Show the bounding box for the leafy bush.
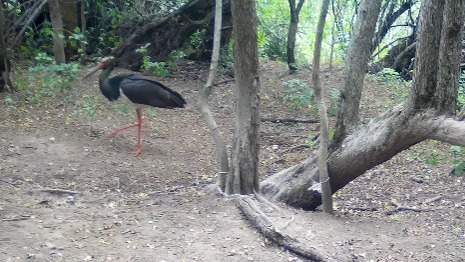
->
[450,146,465,177]
[15,53,81,104]
[283,79,314,110]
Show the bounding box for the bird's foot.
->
[108,123,138,138]
[135,144,143,157]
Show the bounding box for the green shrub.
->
[15,53,81,104]
[283,79,314,111]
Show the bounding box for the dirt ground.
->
[1,61,464,261]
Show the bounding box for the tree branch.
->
[429,117,465,147]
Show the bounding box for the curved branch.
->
[428,117,465,147]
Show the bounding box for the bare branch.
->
[429,117,465,147]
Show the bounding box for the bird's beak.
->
[82,64,102,80]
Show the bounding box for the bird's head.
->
[83,56,114,79]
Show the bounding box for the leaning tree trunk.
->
[332,0,382,146]
[287,0,305,72]
[226,0,260,195]
[261,0,465,210]
[48,0,66,64]
[113,0,231,70]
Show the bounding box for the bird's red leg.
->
[135,107,143,157]
[107,123,139,138]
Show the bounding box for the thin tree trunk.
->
[48,0,66,64]
[80,0,86,33]
[0,1,11,92]
[329,1,336,71]
[199,0,229,191]
[332,0,382,146]
[226,0,260,195]
[312,0,332,213]
[287,0,305,72]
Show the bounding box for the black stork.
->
[84,57,186,157]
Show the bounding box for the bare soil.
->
[0,61,464,261]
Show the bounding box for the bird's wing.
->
[120,75,186,108]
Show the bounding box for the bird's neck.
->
[99,66,113,88]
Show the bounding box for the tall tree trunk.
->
[199,0,229,191]
[329,0,336,71]
[287,0,305,72]
[0,1,11,92]
[312,0,332,213]
[332,0,382,146]
[60,0,79,59]
[226,0,260,195]
[48,0,66,64]
[80,0,86,33]
[261,0,465,210]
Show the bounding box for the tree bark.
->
[409,0,445,112]
[332,0,382,146]
[434,0,465,115]
[113,0,232,70]
[287,0,305,72]
[199,0,229,191]
[312,0,332,213]
[60,0,79,59]
[48,0,66,64]
[261,0,465,210]
[0,1,11,92]
[226,0,260,195]
[80,0,86,33]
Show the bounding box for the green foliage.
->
[283,79,314,110]
[257,0,290,61]
[15,54,81,104]
[424,149,440,166]
[68,28,88,57]
[136,44,186,77]
[329,89,340,117]
[190,29,207,50]
[369,68,410,104]
[450,146,465,177]
[458,72,465,111]
[452,162,465,177]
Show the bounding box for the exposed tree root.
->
[36,188,81,195]
[261,117,319,124]
[236,196,337,262]
[385,199,434,215]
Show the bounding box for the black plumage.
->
[100,73,186,108]
[84,58,186,157]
